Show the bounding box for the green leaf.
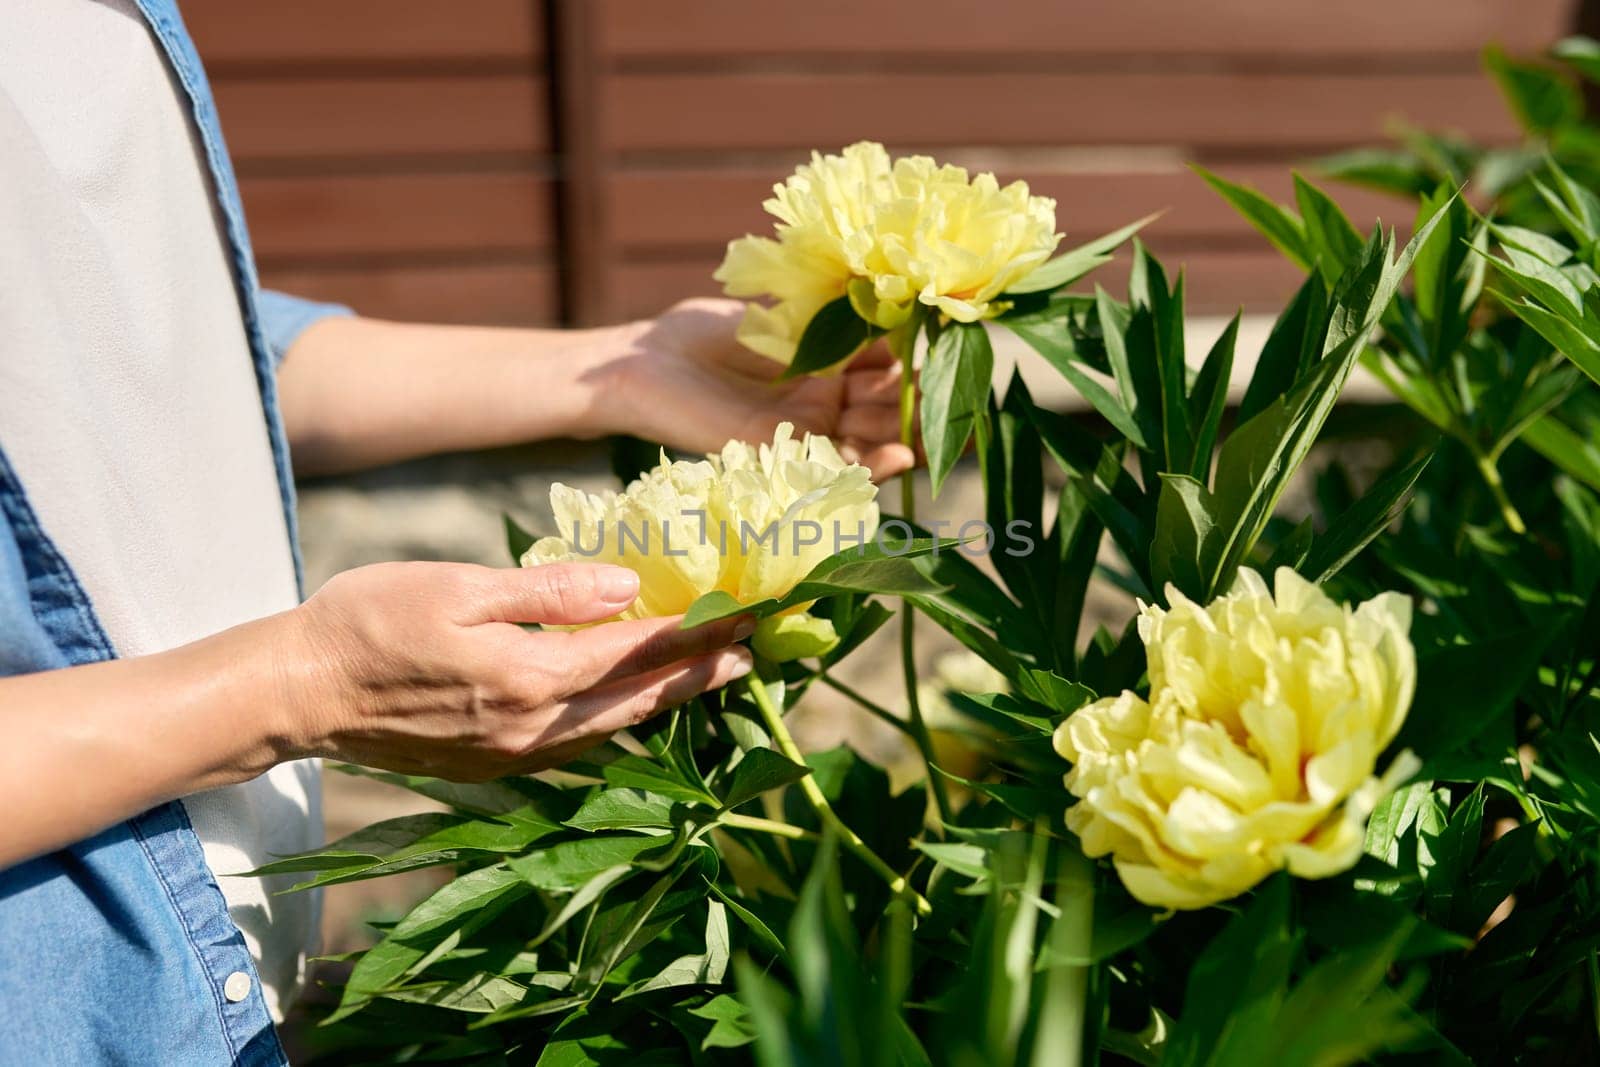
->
[1002,315,1147,448]
[1317,147,1436,199]
[1164,876,1294,1067]
[332,764,567,819]
[1484,44,1582,132]
[529,864,633,948]
[600,754,718,806]
[689,993,759,1050]
[1206,199,1452,595]
[1187,314,1238,481]
[504,512,537,563]
[384,973,529,1014]
[247,812,553,890]
[1267,924,1430,1063]
[396,863,531,942]
[1192,165,1310,269]
[1294,172,1365,284]
[1419,784,1485,922]
[1005,213,1159,295]
[1150,265,1195,472]
[1459,821,1542,931]
[1554,35,1600,84]
[1410,183,1477,361]
[1538,157,1600,244]
[782,295,875,378]
[1238,275,1326,424]
[922,321,995,496]
[1395,626,1557,758]
[680,538,955,629]
[1365,779,1434,871]
[1300,451,1432,582]
[564,788,676,832]
[820,595,894,668]
[510,835,673,892]
[1012,669,1095,717]
[1502,298,1600,386]
[330,864,531,1023]
[706,881,789,964]
[950,691,1056,735]
[616,900,729,998]
[717,747,812,810]
[914,841,991,883]
[679,590,750,630]
[1150,473,1217,598]
[936,767,1059,822]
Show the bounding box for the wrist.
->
[559,319,652,441]
[258,604,341,763]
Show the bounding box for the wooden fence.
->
[183,0,1579,328]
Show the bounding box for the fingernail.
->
[732,616,757,641]
[598,568,639,604]
[727,652,754,679]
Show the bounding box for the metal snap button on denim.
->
[223,972,251,1003]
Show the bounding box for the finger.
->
[528,647,755,762]
[845,341,896,370]
[852,442,917,481]
[462,563,641,626]
[836,406,903,446]
[844,363,904,405]
[547,612,756,692]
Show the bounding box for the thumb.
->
[463,563,640,626]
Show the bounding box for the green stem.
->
[719,811,817,842]
[819,673,916,738]
[889,321,954,826]
[1051,849,1096,1067]
[743,673,932,916]
[1472,448,1527,535]
[1589,952,1600,1048]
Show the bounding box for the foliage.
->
[268,42,1600,1066]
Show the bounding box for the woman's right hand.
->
[274,561,753,780]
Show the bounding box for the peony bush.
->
[263,44,1600,1067]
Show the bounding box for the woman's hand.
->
[277,300,917,479]
[0,560,749,867]
[606,298,917,481]
[277,561,753,780]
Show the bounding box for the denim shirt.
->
[0,2,351,1062]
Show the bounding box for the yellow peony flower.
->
[523,424,879,633]
[714,141,1062,364]
[1054,568,1418,910]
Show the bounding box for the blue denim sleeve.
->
[0,518,66,677]
[255,289,355,367]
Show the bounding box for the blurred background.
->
[176,0,1588,952]
[186,0,1585,324]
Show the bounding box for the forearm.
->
[0,614,299,868]
[276,316,645,476]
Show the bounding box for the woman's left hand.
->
[604,298,917,481]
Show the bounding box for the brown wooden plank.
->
[599,0,1574,59]
[548,0,614,325]
[241,173,555,260]
[606,247,1304,322]
[213,76,550,163]
[183,0,545,68]
[607,162,1411,250]
[603,71,1519,153]
[262,263,559,325]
